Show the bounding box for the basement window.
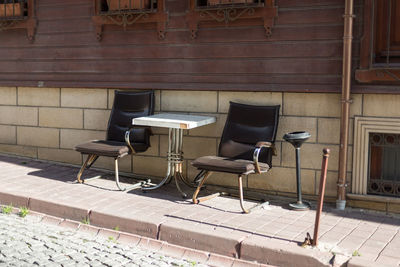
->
[368,133,400,197]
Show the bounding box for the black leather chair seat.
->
[192,155,270,174]
[75,140,130,157]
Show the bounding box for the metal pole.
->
[313,148,330,247]
[337,0,354,208]
[295,147,302,204]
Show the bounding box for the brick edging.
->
[0,194,361,267]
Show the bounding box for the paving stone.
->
[0,213,209,267]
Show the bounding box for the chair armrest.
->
[125,126,153,153]
[124,128,135,153]
[253,141,277,174]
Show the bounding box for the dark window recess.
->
[186,0,277,39]
[356,0,400,83]
[0,0,36,41]
[92,0,168,40]
[368,133,400,197]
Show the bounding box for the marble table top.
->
[132,113,216,129]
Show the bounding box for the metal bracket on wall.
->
[186,0,277,39]
[92,0,168,41]
[0,0,37,42]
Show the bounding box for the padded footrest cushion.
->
[192,156,270,174]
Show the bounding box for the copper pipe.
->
[337,0,354,204]
[313,148,330,247]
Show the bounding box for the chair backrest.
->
[218,102,280,167]
[106,90,154,146]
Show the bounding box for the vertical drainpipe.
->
[337,0,354,210]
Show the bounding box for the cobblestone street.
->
[0,212,208,267]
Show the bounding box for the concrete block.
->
[318,118,342,145]
[39,107,83,129]
[282,143,339,171]
[60,129,105,149]
[132,156,168,178]
[363,94,400,117]
[188,113,226,138]
[160,135,217,160]
[0,106,38,126]
[218,91,282,113]
[84,109,110,130]
[159,221,243,258]
[248,167,315,195]
[18,87,60,107]
[38,148,82,165]
[92,155,132,173]
[0,87,16,105]
[61,88,107,109]
[240,235,333,267]
[388,203,400,214]
[347,199,387,212]
[315,170,338,197]
[161,90,218,112]
[17,126,59,148]
[284,93,341,117]
[278,116,317,142]
[0,125,16,144]
[90,211,159,238]
[29,198,89,222]
[0,144,37,158]
[0,191,29,207]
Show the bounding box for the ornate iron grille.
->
[195,0,264,9]
[368,132,400,197]
[0,0,27,21]
[187,0,276,38]
[93,0,167,40]
[99,0,157,15]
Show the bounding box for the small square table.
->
[132,113,216,197]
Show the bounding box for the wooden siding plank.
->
[0,0,379,92]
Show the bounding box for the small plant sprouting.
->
[81,217,90,225]
[18,206,29,218]
[352,250,361,257]
[190,261,197,266]
[108,236,116,243]
[113,226,120,231]
[1,205,13,214]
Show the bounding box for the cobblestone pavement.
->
[0,212,208,267]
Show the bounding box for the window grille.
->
[356,0,400,83]
[186,0,277,39]
[0,0,36,41]
[92,0,168,40]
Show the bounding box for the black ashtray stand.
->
[283,131,311,211]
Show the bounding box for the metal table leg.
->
[141,128,192,198]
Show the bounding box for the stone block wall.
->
[0,86,393,202]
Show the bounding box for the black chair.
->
[191,102,280,213]
[74,90,154,191]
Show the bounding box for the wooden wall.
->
[0,0,372,92]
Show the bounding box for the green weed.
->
[18,206,29,218]
[352,250,361,257]
[1,205,13,214]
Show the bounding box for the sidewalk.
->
[0,154,399,267]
